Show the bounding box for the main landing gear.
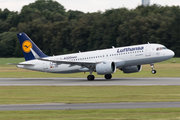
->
[150,63,156,74]
[105,74,112,79]
[87,75,95,81]
[87,74,112,81]
[87,68,113,81]
[87,69,95,81]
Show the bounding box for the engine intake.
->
[96,61,116,75]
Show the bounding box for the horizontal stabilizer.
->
[7,63,35,66]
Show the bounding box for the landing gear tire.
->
[105,74,112,79]
[87,75,95,81]
[150,63,156,74]
[151,70,156,74]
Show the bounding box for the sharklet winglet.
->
[30,48,41,59]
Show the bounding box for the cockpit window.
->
[156,47,167,51]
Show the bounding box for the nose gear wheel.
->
[150,63,156,74]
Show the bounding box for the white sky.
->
[0,0,180,13]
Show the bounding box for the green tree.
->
[0,32,17,57]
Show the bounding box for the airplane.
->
[14,33,174,81]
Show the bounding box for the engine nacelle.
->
[96,61,116,75]
[121,65,142,73]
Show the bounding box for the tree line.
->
[0,0,180,57]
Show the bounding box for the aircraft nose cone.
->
[169,50,175,58]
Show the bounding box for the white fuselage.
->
[17,43,174,74]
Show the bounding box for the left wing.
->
[30,48,100,68]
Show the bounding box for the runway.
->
[1,102,180,111]
[0,78,180,111]
[0,77,179,86]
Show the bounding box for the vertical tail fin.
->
[17,33,48,61]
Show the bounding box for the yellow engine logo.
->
[22,40,32,53]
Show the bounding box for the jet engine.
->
[96,61,116,75]
[121,65,142,73]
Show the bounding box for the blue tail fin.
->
[17,33,48,61]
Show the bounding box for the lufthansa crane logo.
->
[22,40,32,53]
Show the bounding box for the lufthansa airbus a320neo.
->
[14,33,174,80]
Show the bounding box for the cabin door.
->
[145,44,151,56]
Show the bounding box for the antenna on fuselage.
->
[148,42,150,44]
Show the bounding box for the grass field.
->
[1,86,180,119]
[1,108,180,120]
[1,85,180,119]
[0,57,180,78]
[1,86,180,104]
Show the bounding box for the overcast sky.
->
[0,0,180,13]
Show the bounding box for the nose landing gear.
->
[150,63,156,74]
